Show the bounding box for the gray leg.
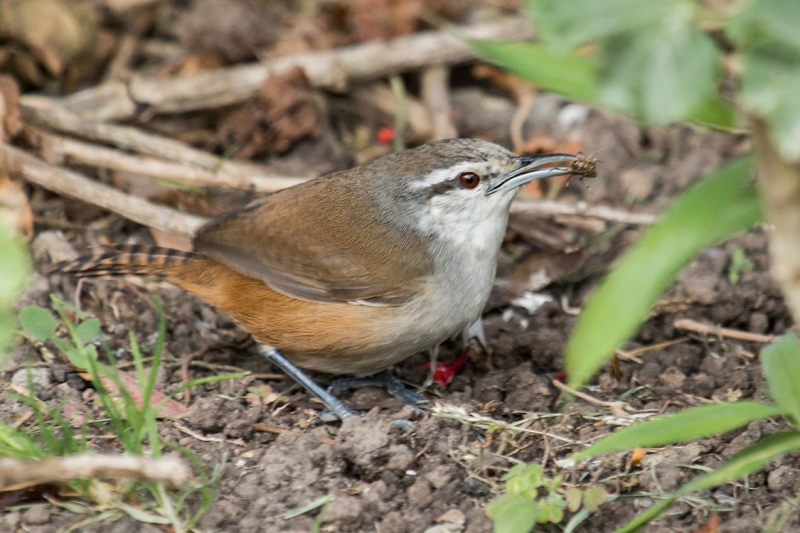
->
[328,369,428,407]
[257,345,360,420]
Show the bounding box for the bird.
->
[54,138,589,420]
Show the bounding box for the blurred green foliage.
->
[471,0,800,531]
[0,223,30,360]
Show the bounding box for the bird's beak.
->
[486,154,579,195]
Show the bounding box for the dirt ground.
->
[2,2,800,532]
[4,102,799,533]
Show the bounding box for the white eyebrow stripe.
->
[408,163,481,190]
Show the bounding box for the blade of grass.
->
[565,157,762,390]
[281,494,335,520]
[570,401,783,461]
[613,432,800,533]
[469,40,598,101]
[154,373,249,414]
[761,334,800,426]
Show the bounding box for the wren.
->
[56,139,587,420]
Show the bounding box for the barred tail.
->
[52,244,198,279]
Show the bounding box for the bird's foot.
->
[328,369,428,408]
[257,344,361,421]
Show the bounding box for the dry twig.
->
[173,422,245,446]
[511,199,657,225]
[32,130,304,192]
[22,104,307,191]
[2,142,206,237]
[0,454,192,490]
[616,337,690,363]
[420,67,457,141]
[552,380,631,418]
[48,17,531,120]
[673,318,776,343]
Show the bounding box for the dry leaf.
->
[0,75,22,141]
[156,53,225,79]
[350,0,424,42]
[348,0,466,42]
[0,0,101,85]
[0,75,31,238]
[473,64,534,104]
[630,447,646,467]
[78,370,193,419]
[246,384,280,405]
[212,66,322,159]
[690,514,720,533]
[175,0,281,63]
[0,158,33,238]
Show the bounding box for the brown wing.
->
[193,174,434,305]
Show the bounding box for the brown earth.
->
[3,101,799,533]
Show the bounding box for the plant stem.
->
[753,118,800,322]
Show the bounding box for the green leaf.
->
[739,41,800,161]
[502,463,528,481]
[728,247,754,284]
[523,463,544,489]
[565,157,762,390]
[492,496,539,533]
[487,493,523,520]
[537,503,563,524]
[66,344,98,370]
[688,94,738,130]
[468,41,597,101]
[76,318,101,344]
[581,487,607,512]
[571,401,781,462]
[612,432,800,533]
[527,0,675,53]
[729,0,800,160]
[507,476,528,494]
[599,15,718,123]
[0,229,30,306]
[19,306,59,342]
[682,432,800,494]
[761,334,800,426]
[528,0,720,123]
[727,0,800,51]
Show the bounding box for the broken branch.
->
[2,143,205,237]
[50,17,532,120]
[511,199,657,225]
[21,103,308,191]
[0,453,192,490]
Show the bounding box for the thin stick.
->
[0,454,192,490]
[22,104,308,191]
[673,318,776,343]
[173,422,245,446]
[511,199,657,225]
[50,17,532,120]
[420,66,457,141]
[552,380,631,418]
[2,143,205,237]
[33,129,304,192]
[616,337,690,363]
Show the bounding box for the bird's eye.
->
[458,172,481,189]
